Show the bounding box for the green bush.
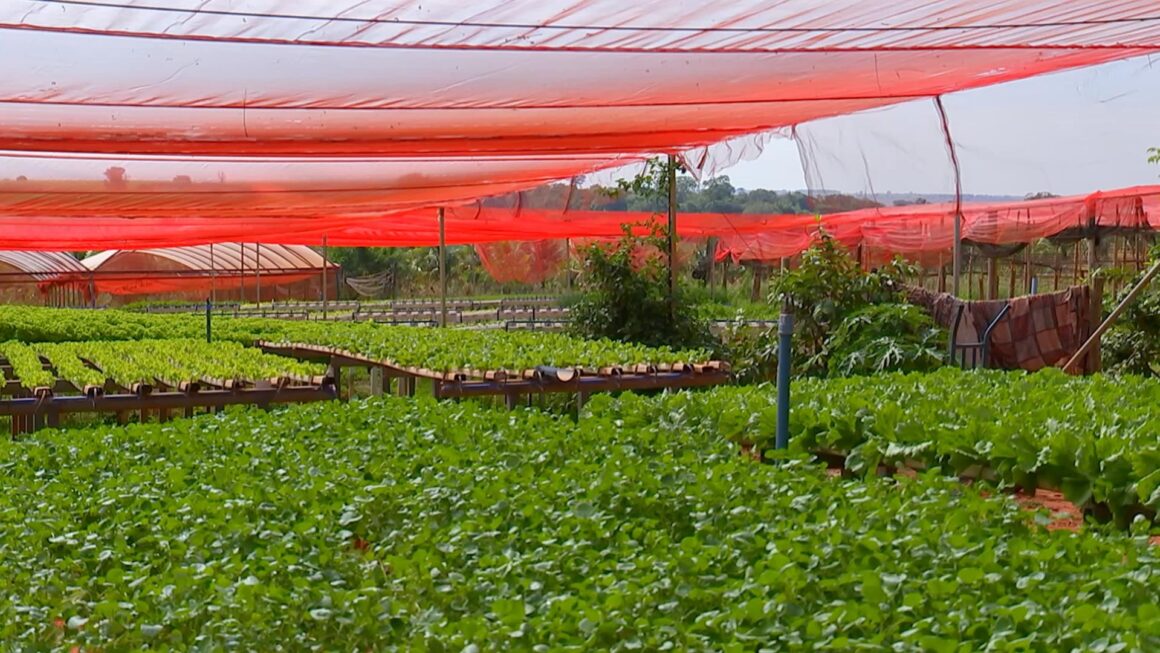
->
[722,231,943,381]
[826,304,945,377]
[1104,248,1160,377]
[568,224,715,351]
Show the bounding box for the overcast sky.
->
[721,55,1160,197]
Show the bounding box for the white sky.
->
[720,55,1160,197]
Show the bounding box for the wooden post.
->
[1072,241,1082,286]
[1023,245,1033,294]
[1053,246,1062,291]
[1007,256,1016,299]
[1064,259,1160,373]
[986,256,999,300]
[1087,231,1099,284]
[966,250,974,299]
[564,237,574,292]
[750,264,763,303]
[1088,275,1104,373]
[938,252,947,293]
[438,207,448,328]
[705,237,717,291]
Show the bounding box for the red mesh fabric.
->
[715,186,1160,263]
[0,185,1156,253]
[0,3,1154,197]
[570,237,700,272]
[0,3,1158,253]
[3,3,1151,157]
[475,241,569,285]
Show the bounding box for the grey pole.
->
[775,298,794,451]
[209,242,217,305]
[667,154,678,321]
[321,235,329,319]
[255,242,263,308]
[438,207,448,327]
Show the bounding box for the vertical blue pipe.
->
[775,304,794,450]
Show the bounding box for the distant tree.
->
[1024,192,1059,200]
[104,166,127,186]
[893,197,929,207]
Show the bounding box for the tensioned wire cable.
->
[22,0,1160,34]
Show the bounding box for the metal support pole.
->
[775,299,794,451]
[321,236,329,319]
[239,241,246,303]
[255,242,262,308]
[438,207,448,328]
[205,298,212,343]
[667,154,678,321]
[210,242,217,305]
[934,96,964,297]
[952,214,963,297]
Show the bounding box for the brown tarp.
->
[908,286,1092,371]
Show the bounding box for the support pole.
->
[1023,245,1033,294]
[667,154,678,322]
[205,298,212,343]
[934,96,964,297]
[255,242,262,308]
[564,237,573,292]
[210,242,217,305]
[1087,227,1099,283]
[1063,259,1160,373]
[775,299,794,451]
[438,207,448,328]
[240,241,246,303]
[750,263,764,303]
[705,237,717,291]
[321,236,329,319]
[986,256,999,300]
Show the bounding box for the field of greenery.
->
[1,340,323,391]
[584,368,1160,527]
[0,306,709,372]
[0,395,1156,650]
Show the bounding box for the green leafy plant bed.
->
[2,339,326,392]
[583,368,1160,528]
[0,306,711,373]
[0,397,1156,649]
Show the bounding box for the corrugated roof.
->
[0,251,88,281]
[82,244,335,273]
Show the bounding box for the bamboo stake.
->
[1063,259,1160,373]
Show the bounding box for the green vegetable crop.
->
[0,306,710,371]
[0,340,55,389]
[0,397,1154,649]
[585,367,1160,526]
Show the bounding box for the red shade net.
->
[1,1,1159,249]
